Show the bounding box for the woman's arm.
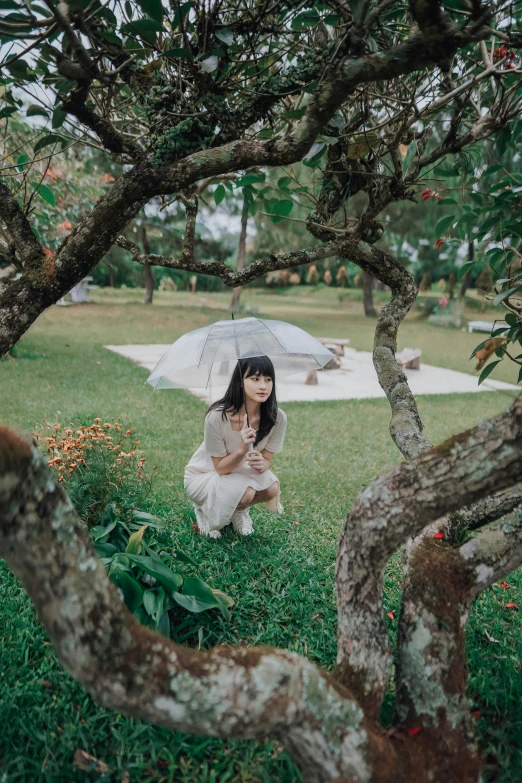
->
[211,416,256,475]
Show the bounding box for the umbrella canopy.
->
[147,316,335,390]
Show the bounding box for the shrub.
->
[39,418,234,634]
[92,504,234,634]
[40,417,151,527]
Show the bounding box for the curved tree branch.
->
[334,392,522,712]
[0,426,382,783]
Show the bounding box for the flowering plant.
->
[36,417,151,528]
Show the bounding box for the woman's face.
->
[243,371,273,405]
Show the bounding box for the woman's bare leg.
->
[238,481,279,509]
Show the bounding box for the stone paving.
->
[105,344,519,403]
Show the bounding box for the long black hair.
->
[206,355,278,447]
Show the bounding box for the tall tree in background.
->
[2,2,522,780]
[230,197,248,311]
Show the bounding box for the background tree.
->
[2,2,522,780]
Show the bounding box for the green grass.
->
[0,293,521,782]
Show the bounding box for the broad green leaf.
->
[52,107,66,129]
[492,287,521,306]
[124,554,183,594]
[435,215,455,240]
[457,261,475,281]
[143,586,165,620]
[136,0,163,22]
[277,176,293,190]
[125,524,147,555]
[131,509,165,528]
[214,184,226,205]
[133,605,155,628]
[27,104,49,118]
[34,133,62,153]
[157,610,170,636]
[271,199,294,217]
[291,8,320,29]
[32,182,55,206]
[111,570,144,612]
[236,173,265,186]
[215,27,233,45]
[478,360,501,386]
[201,55,218,73]
[93,542,118,558]
[16,153,29,171]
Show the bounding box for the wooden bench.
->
[467,320,508,333]
[315,336,351,356]
[396,347,422,370]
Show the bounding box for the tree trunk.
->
[363,271,377,317]
[460,240,474,298]
[231,198,249,310]
[141,226,154,305]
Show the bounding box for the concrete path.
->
[105,344,519,402]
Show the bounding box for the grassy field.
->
[0,290,521,782]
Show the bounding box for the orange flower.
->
[33,433,40,439]
[94,418,101,423]
[48,457,62,465]
[103,423,111,429]
[54,424,60,431]
[65,428,73,435]
[59,221,72,230]
[104,173,115,183]
[125,429,133,435]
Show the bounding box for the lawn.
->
[0,291,521,783]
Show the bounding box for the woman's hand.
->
[239,415,257,453]
[246,449,267,472]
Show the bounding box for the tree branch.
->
[0,426,382,783]
[0,183,44,268]
[334,392,522,712]
[117,226,343,288]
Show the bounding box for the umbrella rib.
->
[260,319,288,354]
[196,323,215,368]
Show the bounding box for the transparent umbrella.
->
[147,315,334,393]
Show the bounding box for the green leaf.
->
[236,173,265,186]
[143,586,165,620]
[52,107,66,129]
[214,184,226,205]
[491,326,509,337]
[111,570,144,612]
[123,554,183,595]
[437,198,458,206]
[33,133,62,153]
[271,199,294,218]
[277,176,293,190]
[457,261,475,281]
[173,576,224,614]
[133,605,155,628]
[215,27,233,45]
[32,182,55,206]
[281,108,305,121]
[157,609,170,636]
[291,8,320,29]
[469,340,487,360]
[131,509,166,528]
[136,0,163,22]
[478,360,501,386]
[492,287,521,306]
[93,542,118,558]
[435,215,455,240]
[125,524,147,555]
[16,153,29,171]
[27,104,49,118]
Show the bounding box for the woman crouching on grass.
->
[184,355,287,539]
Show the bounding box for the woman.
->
[184,355,287,539]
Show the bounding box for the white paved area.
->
[105,344,519,402]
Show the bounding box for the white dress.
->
[184,408,287,533]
